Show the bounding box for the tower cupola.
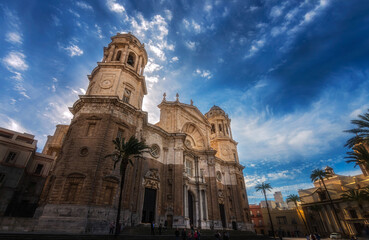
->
[85,33,148,110]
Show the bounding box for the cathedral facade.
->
[36,33,253,233]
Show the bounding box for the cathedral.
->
[36,33,253,233]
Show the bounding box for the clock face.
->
[99,74,115,89]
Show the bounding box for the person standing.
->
[151,221,155,235]
[109,222,115,234]
[175,228,180,240]
[159,223,162,235]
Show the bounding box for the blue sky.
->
[1,0,369,204]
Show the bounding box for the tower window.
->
[211,124,215,134]
[226,126,229,134]
[219,124,222,132]
[123,88,131,103]
[116,51,122,61]
[127,53,135,67]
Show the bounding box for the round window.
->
[79,147,89,157]
[149,144,160,158]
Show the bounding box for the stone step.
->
[0,233,271,240]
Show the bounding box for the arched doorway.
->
[142,188,157,223]
[188,190,194,226]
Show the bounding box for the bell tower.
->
[86,33,148,109]
[205,106,239,163]
[36,33,148,233]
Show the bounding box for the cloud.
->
[95,24,103,39]
[183,19,202,34]
[171,56,179,62]
[185,41,197,50]
[76,1,93,11]
[106,0,125,13]
[270,6,283,18]
[5,32,22,44]
[244,38,265,58]
[194,69,212,79]
[2,51,28,71]
[145,58,163,73]
[64,44,83,57]
[0,114,29,134]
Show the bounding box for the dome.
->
[209,105,223,111]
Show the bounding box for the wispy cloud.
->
[76,1,93,11]
[64,44,83,57]
[194,69,212,79]
[5,32,22,44]
[185,41,197,50]
[2,51,28,71]
[0,114,29,134]
[106,0,125,13]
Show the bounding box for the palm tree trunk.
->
[264,190,276,240]
[295,202,309,235]
[115,163,127,236]
[320,177,345,235]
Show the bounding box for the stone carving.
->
[218,190,224,198]
[143,168,160,189]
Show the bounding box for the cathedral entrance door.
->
[141,188,157,223]
[219,204,226,228]
[188,191,194,226]
[167,214,173,229]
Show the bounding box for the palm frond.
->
[345,144,369,168]
[286,194,300,204]
[255,182,272,192]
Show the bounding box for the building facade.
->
[250,204,265,235]
[298,166,369,237]
[261,208,306,238]
[35,33,253,233]
[0,127,53,218]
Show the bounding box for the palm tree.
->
[255,182,276,240]
[310,169,345,235]
[341,188,369,210]
[286,194,309,235]
[105,136,148,235]
[345,144,369,169]
[344,109,369,148]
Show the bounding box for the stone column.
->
[107,45,116,62]
[136,56,143,74]
[121,45,129,63]
[184,185,188,218]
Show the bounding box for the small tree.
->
[286,194,309,235]
[105,136,148,236]
[255,182,276,240]
[310,169,345,235]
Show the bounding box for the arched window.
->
[116,51,122,61]
[127,52,135,67]
[211,124,215,134]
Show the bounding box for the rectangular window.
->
[104,186,114,205]
[277,216,287,224]
[186,160,193,177]
[349,209,358,218]
[5,152,17,163]
[117,128,124,141]
[34,164,44,175]
[66,183,78,202]
[123,88,131,103]
[87,123,96,137]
